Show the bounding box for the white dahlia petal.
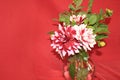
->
[68,50,74,56]
[75,49,79,53]
[55,48,59,52]
[82,14,86,19]
[55,31,59,36]
[51,36,55,40]
[58,24,65,34]
[62,50,67,57]
[55,40,59,43]
[58,46,62,49]
[77,46,81,49]
[51,43,54,47]
[53,45,56,49]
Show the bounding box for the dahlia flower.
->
[50,24,81,58]
[73,24,96,51]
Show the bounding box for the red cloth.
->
[0,0,120,80]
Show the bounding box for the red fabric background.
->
[0,0,120,80]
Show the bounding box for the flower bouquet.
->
[49,0,113,80]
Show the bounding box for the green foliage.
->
[75,6,83,11]
[68,51,89,80]
[71,21,77,26]
[74,0,83,7]
[97,41,101,47]
[96,34,108,40]
[95,27,108,34]
[95,24,109,33]
[88,14,97,25]
[88,0,94,13]
[69,0,83,12]
[69,63,76,79]
[69,4,75,11]
[76,68,89,80]
[81,51,89,61]
[97,9,104,21]
[48,31,54,35]
[84,19,88,24]
[87,26,95,30]
[59,13,70,25]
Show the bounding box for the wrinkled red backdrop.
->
[0,0,120,80]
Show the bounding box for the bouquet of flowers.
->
[49,0,113,80]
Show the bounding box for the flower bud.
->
[98,41,106,47]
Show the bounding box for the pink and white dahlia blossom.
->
[50,24,81,58]
[50,24,96,58]
[73,24,96,51]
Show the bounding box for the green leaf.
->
[69,63,75,79]
[92,23,99,32]
[95,27,109,33]
[76,68,89,80]
[97,41,101,47]
[99,24,108,27]
[81,51,89,61]
[59,14,70,25]
[95,24,109,33]
[69,4,75,11]
[88,0,94,13]
[97,9,104,21]
[74,0,83,7]
[84,18,89,24]
[71,21,76,26]
[88,14,97,25]
[48,31,54,35]
[96,34,108,40]
[87,26,95,30]
[75,6,83,11]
